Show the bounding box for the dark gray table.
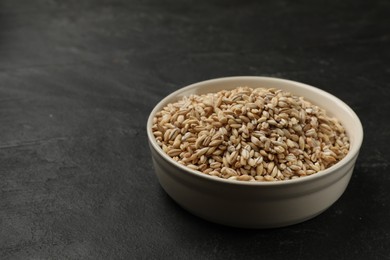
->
[1,0,389,259]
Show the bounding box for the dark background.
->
[1,0,389,259]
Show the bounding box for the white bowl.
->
[147,76,363,228]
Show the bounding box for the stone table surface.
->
[1,0,389,259]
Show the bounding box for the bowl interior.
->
[147,76,363,185]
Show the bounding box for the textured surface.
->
[1,0,389,259]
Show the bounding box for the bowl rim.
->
[147,76,363,186]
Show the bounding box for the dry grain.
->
[152,86,350,181]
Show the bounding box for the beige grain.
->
[152,86,349,181]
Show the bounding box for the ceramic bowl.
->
[146,76,363,228]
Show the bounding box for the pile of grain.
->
[152,87,349,181]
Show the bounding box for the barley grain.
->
[152,86,349,181]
